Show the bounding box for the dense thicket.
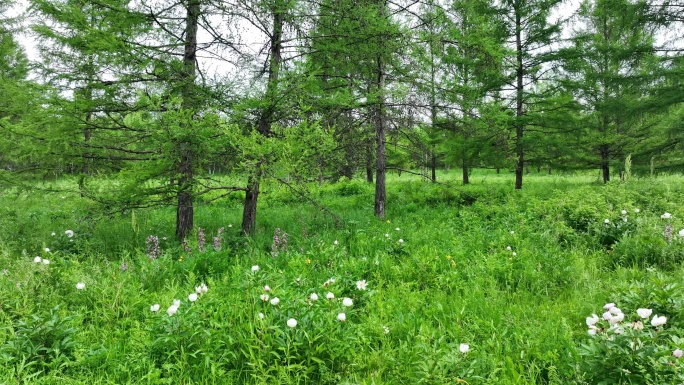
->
[1,0,683,237]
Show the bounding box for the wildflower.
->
[258,312,264,319]
[310,293,319,301]
[188,293,198,302]
[662,212,672,219]
[602,311,612,321]
[385,233,389,237]
[511,252,517,257]
[167,304,179,316]
[635,208,640,213]
[459,344,470,353]
[375,260,379,266]
[395,228,400,231]
[287,318,297,328]
[631,321,644,330]
[33,256,42,263]
[398,239,404,244]
[44,248,50,252]
[651,315,667,327]
[260,294,269,301]
[609,313,624,325]
[270,297,280,306]
[342,297,353,307]
[586,314,600,327]
[120,263,128,272]
[609,307,622,315]
[1,269,7,275]
[337,313,346,322]
[356,280,367,291]
[264,285,271,292]
[251,265,259,272]
[146,235,160,259]
[150,304,160,312]
[326,292,335,300]
[588,326,598,335]
[65,230,74,238]
[506,246,512,251]
[679,229,684,237]
[51,232,55,236]
[76,282,85,290]
[603,303,616,310]
[173,299,181,307]
[383,326,390,334]
[674,349,683,358]
[197,227,206,252]
[196,284,208,294]
[604,219,610,224]
[510,230,515,235]
[621,210,627,215]
[637,308,653,319]
[42,259,50,265]
[333,240,338,246]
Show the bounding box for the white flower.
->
[395,228,400,231]
[609,307,622,316]
[251,265,259,272]
[76,282,85,290]
[588,328,597,335]
[337,313,346,322]
[621,210,627,215]
[258,312,264,319]
[44,248,50,252]
[33,256,42,263]
[264,285,271,292]
[173,299,181,307]
[51,232,56,236]
[195,284,208,294]
[510,231,515,235]
[188,293,198,302]
[613,326,625,335]
[167,304,179,316]
[384,233,389,237]
[651,315,667,327]
[674,349,683,358]
[64,230,74,238]
[506,246,512,251]
[310,293,319,301]
[383,326,390,334]
[326,292,335,300]
[631,321,644,330]
[511,252,517,257]
[356,280,367,291]
[333,240,338,245]
[634,208,640,213]
[586,314,600,327]
[375,260,379,266]
[604,219,610,224]
[637,308,653,319]
[459,343,470,353]
[42,259,50,265]
[679,229,684,237]
[603,303,616,310]
[270,297,280,306]
[260,294,269,301]
[609,313,624,325]
[287,318,297,328]
[342,297,353,307]
[398,239,404,244]
[150,304,160,312]
[661,212,672,219]
[602,311,612,321]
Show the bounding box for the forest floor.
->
[2,170,684,384]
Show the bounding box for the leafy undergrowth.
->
[2,171,684,384]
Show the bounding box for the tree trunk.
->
[431,150,436,183]
[242,174,259,235]
[366,136,374,183]
[601,144,610,183]
[514,10,524,190]
[175,0,199,241]
[462,161,469,185]
[241,3,283,235]
[374,54,386,219]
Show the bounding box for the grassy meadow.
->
[2,170,684,384]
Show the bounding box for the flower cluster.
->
[197,227,206,252]
[213,227,224,251]
[146,235,160,260]
[152,283,209,316]
[586,303,667,335]
[271,228,288,257]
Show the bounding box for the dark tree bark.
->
[242,2,284,235]
[175,0,199,241]
[600,144,610,183]
[374,54,386,219]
